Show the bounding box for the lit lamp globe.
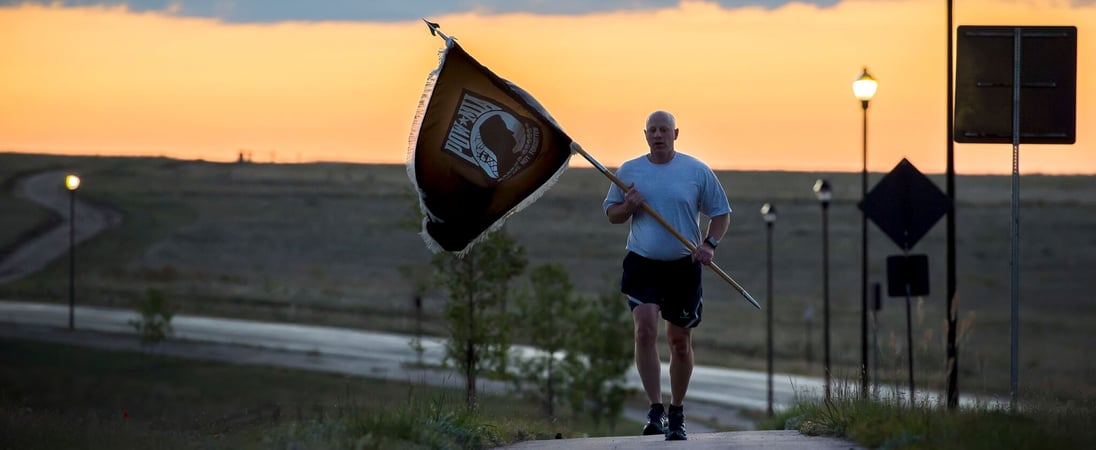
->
[813,179,833,205]
[761,203,777,224]
[852,68,878,105]
[65,174,81,191]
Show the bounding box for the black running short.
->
[621,251,703,328]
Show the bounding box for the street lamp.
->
[761,202,777,417]
[813,178,832,401]
[853,67,877,397]
[65,174,80,331]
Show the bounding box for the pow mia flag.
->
[407,40,573,255]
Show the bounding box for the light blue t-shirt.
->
[603,152,731,260]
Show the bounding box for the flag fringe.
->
[405,39,452,255]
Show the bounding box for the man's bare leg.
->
[665,322,693,440]
[666,322,694,406]
[633,303,662,405]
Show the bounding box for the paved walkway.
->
[502,430,861,449]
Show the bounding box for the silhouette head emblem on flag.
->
[446,90,542,182]
[407,40,573,255]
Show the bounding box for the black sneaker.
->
[666,409,687,441]
[642,406,667,436]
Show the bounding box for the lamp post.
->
[853,67,878,397]
[65,174,81,331]
[805,305,814,368]
[761,202,777,417]
[813,179,832,401]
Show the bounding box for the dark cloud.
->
[1,0,842,23]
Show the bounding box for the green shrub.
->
[129,288,175,345]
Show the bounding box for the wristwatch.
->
[704,236,719,249]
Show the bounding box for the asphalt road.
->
[0,170,122,284]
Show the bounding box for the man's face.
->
[645,114,678,154]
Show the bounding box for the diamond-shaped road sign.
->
[860,159,949,251]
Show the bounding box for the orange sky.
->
[0,0,1093,174]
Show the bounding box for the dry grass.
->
[765,383,1096,450]
[1,152,1094,403]
[0,337,577,449]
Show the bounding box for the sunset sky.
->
[1,0,1092,174]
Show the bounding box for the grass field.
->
[0,336,612,449]
[1,152,1094,404]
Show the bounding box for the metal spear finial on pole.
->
[422,18,449,41]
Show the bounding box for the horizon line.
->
[2,149,1092,177]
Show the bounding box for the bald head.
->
[646,110,677,130]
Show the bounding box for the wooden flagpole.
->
[571,143,761,309]
[420,20,758,309]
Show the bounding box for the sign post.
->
[862,158,948,403]
[955,25,1077,409]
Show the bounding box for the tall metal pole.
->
[872,282,881,397]
[860,98,870,398]
[945,0,960,410]
[905,281,915,406]
[68,188,75,331]
[1009,27,1022,411]
[806,308,813,368]
[822,200,831,401]
[766,216,774,416]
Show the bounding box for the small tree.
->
[563,283,635,431]
[433,230,526,411]
[512,264,582,418]
[129,288,175,346]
